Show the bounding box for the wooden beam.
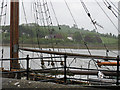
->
[30,69,120,76]
[19,48,117,59]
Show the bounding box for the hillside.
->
[0,23,118,49]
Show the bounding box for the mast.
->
[10,0,20,70]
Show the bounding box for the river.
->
[0,46,118,79]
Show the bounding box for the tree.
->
[73,32,82,42]
[84,35,102,43]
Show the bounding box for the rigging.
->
[103,0,120,20]
[95,0,118,32]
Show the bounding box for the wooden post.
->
[116,55,119,85]
[64,55,67,84]
[10,0,20,70]
[26,55,29,80]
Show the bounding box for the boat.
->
[0,0,120,86]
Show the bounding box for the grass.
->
[101,37,118,44]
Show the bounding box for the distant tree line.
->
[0,23,117,45]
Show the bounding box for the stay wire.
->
[0,1,7,68]
[64,0,97,70]
[80,0,105,70]
[95,0,119,55]
[109,0,120,13]
[22,0,28,24]
[80,0,97,29]
[0,0,4,25]
[64,0,78,27]
[106,0,120,15]
[79,0,102,56]
[49,0,61,30]
[79,0,94,56]
[3,2,7,25]
[95,0,119,32]
[64,0,89,54]
[103,0,120,20]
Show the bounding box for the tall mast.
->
[10,0,20,70]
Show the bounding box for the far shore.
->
[0,44,118,50]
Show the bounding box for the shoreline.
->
[0,44,118,50]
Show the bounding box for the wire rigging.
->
[49,0,61,30]
[0,0,8,68]
[22,0,28,24]
[79,0,113,72]
[109,0,120,13]
[64,0,78,28]
[0,0,4,25]
[80,0,97,29]
[33,0,59,69]
[3,2,7,25]
[95,0,119,32]
[95,0,119,56]
[103,0,120,20]
[81,0,118,56]
[64,0,90,55]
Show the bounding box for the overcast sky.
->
[0,0,119,35]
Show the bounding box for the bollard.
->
[64,55,67,84]
[26,55,29,80]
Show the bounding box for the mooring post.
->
[64,55,67,84]
[26,55,29,80]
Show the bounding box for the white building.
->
[67,37,73,41]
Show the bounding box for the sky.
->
[0,0,119,35]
